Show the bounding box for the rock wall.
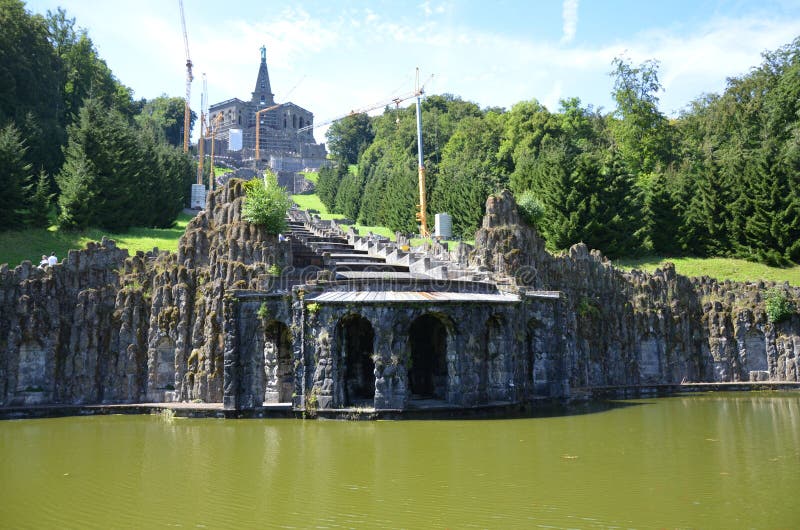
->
[471,190,800,389]
[0,180,291,406]
[1,183,797,408]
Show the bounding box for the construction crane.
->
[296,73,433,134]
[207,112,224,191]
[298,70,433,236]
[196,74,208,185]
[413,69,430,237]
[179,0,193,153]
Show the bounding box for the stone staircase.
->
[285,208,500,293]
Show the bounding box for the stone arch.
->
[155,337,176,391]
[408,313,451,400]
[17,340,46,392]
[336,314,376,406]
[263,320,294,403]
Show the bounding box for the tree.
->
[316,163,346,212]
[57,98,143,230]
[431,112,507,237]
[0,0,64,175]
[242,172,292,234]
[136,95,196,147]
[0,124,31,230]
[609,57,673,175]
[326,113,374,165]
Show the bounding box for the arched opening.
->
[292,115,297,128]
[17,340,46,392]
[155,337,176,390]
[337,315,375,406]
[409,314,449,400]
[263,321,294,403]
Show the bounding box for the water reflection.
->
[1,393,799,529]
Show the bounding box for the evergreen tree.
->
[0,124,31,230]
[315,164,342,212]
[22,170,54,228]
[57,98,143,230]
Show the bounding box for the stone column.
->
[222,296,240,410]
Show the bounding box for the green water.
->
[1,394,798,529]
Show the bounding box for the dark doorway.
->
[408,314,449,400]
[337,315,375,406]
[264,321,293,403]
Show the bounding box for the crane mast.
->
[179,0,193,153]
[414,69,429,238]
[196,74,207,185]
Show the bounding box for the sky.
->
[23,0,800,144]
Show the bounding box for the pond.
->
[1,393,798,528]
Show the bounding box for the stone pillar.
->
[222,296,240,410]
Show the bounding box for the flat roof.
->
[307,291,521,304]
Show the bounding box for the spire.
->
[252,45,274,106]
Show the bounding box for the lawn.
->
[614,255,800,285]
[0,213,195,268]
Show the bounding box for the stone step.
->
[326,253,382,262]
[333,262,409,273]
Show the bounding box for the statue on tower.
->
[260,45,266,62]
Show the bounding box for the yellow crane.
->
[299,70,433,236]
[179,0,193,153]
[196,73,208,185]
[207,112,224,191]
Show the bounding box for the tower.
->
[252,45,275,107]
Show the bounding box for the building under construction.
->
[206,46,327,171]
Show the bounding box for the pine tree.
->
[0,123,30,230]
[22,169,54,227]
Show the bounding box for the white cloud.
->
[561,0,579,44]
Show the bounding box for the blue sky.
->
[24,0,800,143]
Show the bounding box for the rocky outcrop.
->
[0,180,291,406]
[471,190,800,388]
[1,182,797,409]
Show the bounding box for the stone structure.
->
[207,46,327,171]
[1,182,798,412]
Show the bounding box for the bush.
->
[516,190,545,227]
[765,288,794,323]
[242,172,291,234]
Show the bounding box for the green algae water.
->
[1,393,798,529]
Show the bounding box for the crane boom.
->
[296,77,431,134]
[179,0,193,153]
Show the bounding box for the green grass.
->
[0,213,194,267]
[614,255,800,285]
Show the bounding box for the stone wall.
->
[1,183,797,409]
[471,190,800,390]
[0,180,291,406]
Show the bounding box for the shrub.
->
[241,172,291,234]
[516,190,545,227]
[257,302,270,320]
[765,288,794,323]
